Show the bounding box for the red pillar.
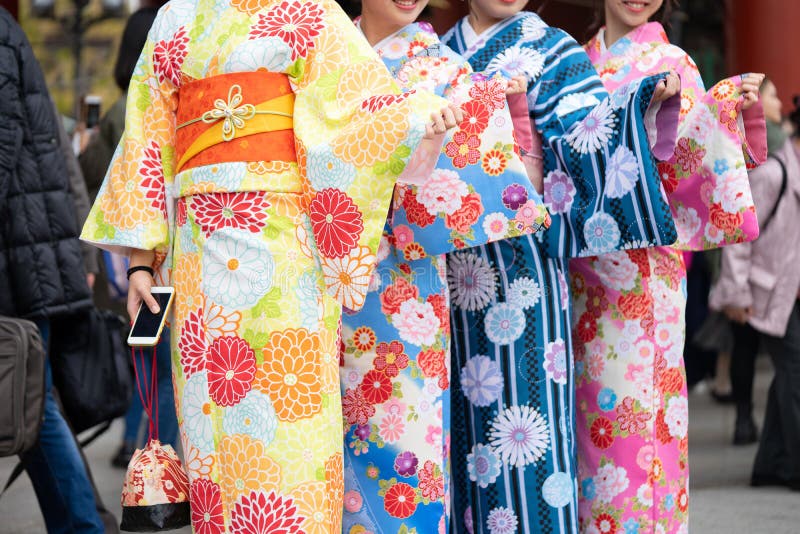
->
[727,0,800,109]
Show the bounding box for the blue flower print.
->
[461,355,504,407]
[597,388,618,411]
[467,443,502,488]
[624,518,640,534]
[664,493,675,511]
[222,389,278,445]
[581,478,596,500]
[714,159,729,175]
[541,471,573,508]
[307,146,357,191]
[584,212,621,254]
[484,302,526,345]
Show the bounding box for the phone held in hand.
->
[127,287,175,347]
[84,94,102,129]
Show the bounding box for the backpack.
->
[0,316,45,457]
[49,308,133,434]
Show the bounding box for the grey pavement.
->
[1,358,799,533]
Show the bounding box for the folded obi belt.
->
[175,71,296,173]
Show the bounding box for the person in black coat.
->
[0,7,111,532]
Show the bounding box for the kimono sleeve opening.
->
[291,2,443,311]
[80,15,176,271]
[528,32,677,259]
[663,56,761,250]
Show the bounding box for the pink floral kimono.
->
[570,22,766,534]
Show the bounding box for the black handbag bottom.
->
[120,502,191,532]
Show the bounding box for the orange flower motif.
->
[142,98,174,148]
[247,160,293,175]
[218,434,281,511]
[679,94,695,118]
[321,246,376,311]
[256,328,322,422]
[352,326,376,352]
[325,453,344,531]
[482,149,508,176]
[299,27,349,89]
[101,139,154,230]
[403,242,426,261]
[711,79,736,102]
[331,104,409,168]
[229,0,279,15]
[336,63,396,112]
[173,253,203,323]
[316,326,339,394]
[185,446,215,480]
[204,302,241,341]
[290,482,329,534]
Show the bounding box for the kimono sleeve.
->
[390,66,550,257]
[81,11,176,268]
[291,0,446,311]
[529,30,679,259]
[660,54,764,251]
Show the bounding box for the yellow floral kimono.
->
[80,0,444,532]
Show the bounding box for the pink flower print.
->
[426,424,443,447]
[593,464,630,504]
[674,137,706,175]
[393,225,414,250]
[544,339,568,385]
[588,354,605,380]
[615,396,651,434]
[625,363,645,382]
[417,169,468,215]
[383,397,407,418]
[636,445,655,471]
[445,131,482,169]
[379,413,405,444]
[344,490,363,513]
[391,299,441,346]
[516,199,543,226]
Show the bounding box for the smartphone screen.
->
[130,292,172,340]
[86,103,101,129]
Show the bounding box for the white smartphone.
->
[127,287,175,347]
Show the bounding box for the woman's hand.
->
[506,75,528,96]
[741,73,765,110]
[127,249,159,320]
[723,305,751,325]
[652,71,681,103]
[424,103,463,139]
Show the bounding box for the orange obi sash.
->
[175,71,296,173]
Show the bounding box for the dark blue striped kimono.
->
[443,12,678,534]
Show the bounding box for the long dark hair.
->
[113,7,159,92]
[588,0,678,36]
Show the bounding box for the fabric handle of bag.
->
[760,154,787,233]
[132,347,160,442]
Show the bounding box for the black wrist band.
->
[127,265,155,280]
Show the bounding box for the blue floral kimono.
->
[442,12,680,534]
[340,21,550,534]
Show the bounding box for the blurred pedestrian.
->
[711,79,800,475]
[0,6,109,532]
